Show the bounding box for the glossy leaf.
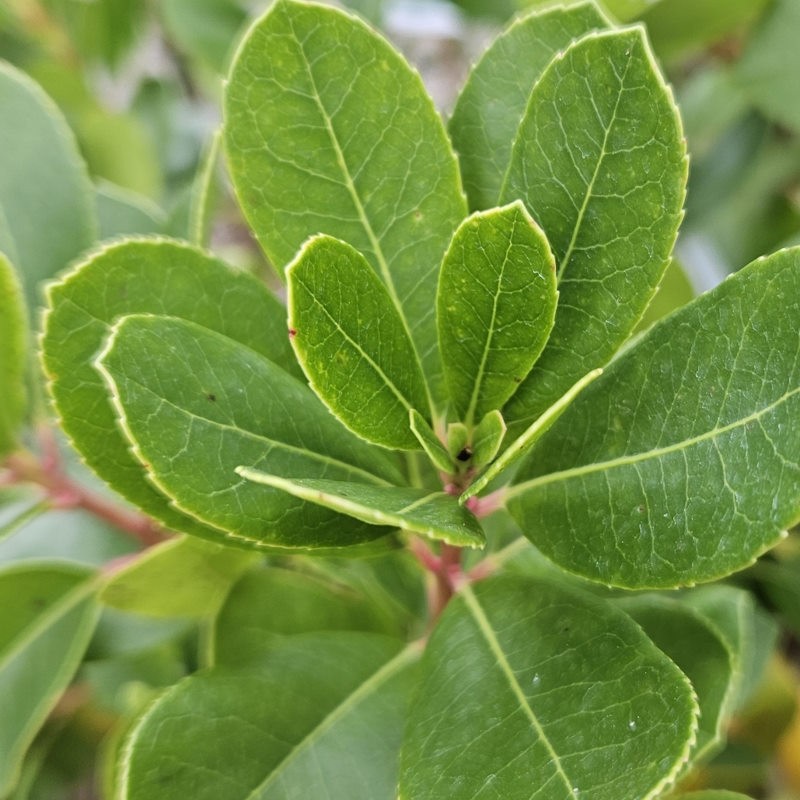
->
[400,576,698,799]
[501,27,687,435]
[236,470,485,549]
[225,0,466,403]
[42,239,303,537]
[97,314,400,549]
[507,248,800,588]
[212,566,392,666]
[449,2,610,210]
[437,202,557,425]
[0,562,99,796]
[101,536,259,618]
[0,61,95,307]
[121,633,420,800]
[287,235,430,449]
[0,253,27,456]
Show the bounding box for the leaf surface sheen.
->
[437,202,557,425]
[449,1,611,211]
[0,253,27,456]
[508,248,800,588]
[225,0,467,405]
[236,470,485,549]
[41,239,307,538]
[400,575,698,800]
[97,314,400,549]
[121,633,419,800]
[287,235,430,450]
[501,26,688,434]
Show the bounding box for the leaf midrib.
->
[507,385,800,499]
[242,642,419,800]
[460,585,574,796]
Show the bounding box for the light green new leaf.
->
[449,2,610,210]
[225,0,467,404]
[212,566,393,666]
[617,595,734,767]
[101,536,258,618]
[97,314,400,549]
[287,235,430,449]
[236,470,485,549]
[410,410,453,473]
[0,61,95,308]
[507,248,800,588]
[400,576,697,800]
[0,253,27,456]
[471,409,506,467]
[42,238,304,538]
[437,202,557,425]
[501,27,687,435]
[121,633,420,800]
[0,562,99,797]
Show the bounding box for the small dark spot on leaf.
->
[413,210,423,221]
[513,376,522,383]
[456,447,472,462]
[288,328,297,338]
[207,393,216,402]
[637,504,645,514]
[31,596,46,611]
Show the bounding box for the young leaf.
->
[101,536,258,618]
[236,470,485,549]
[437,202,557,425]
[0,562,99,797]
[120,633,420,800]
[0,253,27,457]
[449,2,611,210]
[400,576,698,800]
[0,61,96,307]
[212,566,393,666]
[507,248,800,588]
[410,410,453,473]
[96,313,401,549]
[287,235,430,449]
[501,27,688,435]
[224,0,467,404]
[42,238,304,538]
[471,409,507,468]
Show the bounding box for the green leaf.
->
[225,0,466,404]
[188,127,222,247]
[0,252,27,456]
[617,595,734,767]
[0,562,99,796]
[501,27,687,435]
[471,409,506,468]
[101,536,259,618]
[675,793,756,800]
[437,202,558,425]
[449,2,610,210]
[212,566,393,666]
[121,633,420,800]
[400,576,698,799]
[95,183,165,239]
[410,410,453,473]
[236,470,486,549]
[287,235,430,449]
[97,313,400,549]
[507,248,800,588]
[0,61,95,308]
[516,0,661,23]
[42,238,304,538]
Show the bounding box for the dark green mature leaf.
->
[449,2,610,210]
[501,27,687,435]
[121,633,420,800]
[0,60,95,307]
[97,314,400,549]
[618,595,734,766]
[287,235,430,449]
[212,566,392,666]
[0,253,27,456]
[507,248,800,588]
[0,562,99,796]
[225,0,466,404]
[437,202,557,425]
[400,576,698,799]
[236,471,485,548]
[42,239,303,538]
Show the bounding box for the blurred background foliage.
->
[1,0,799,798]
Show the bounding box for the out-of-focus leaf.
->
[95,183,165,239]
[0,252,27,455]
